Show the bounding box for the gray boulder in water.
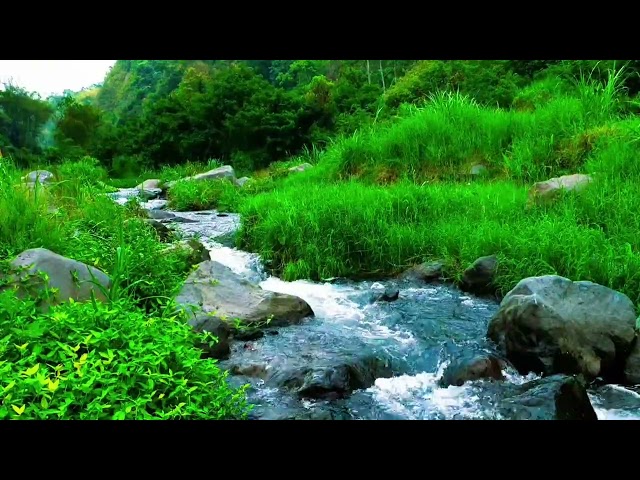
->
[496,374,598,420]
[439,353,508,387]
[264,353,393,399]
[487,275,637,382]
[175,261,313,329]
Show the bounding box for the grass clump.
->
[167,179,241,212]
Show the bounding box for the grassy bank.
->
[0,158,249,419]
[236,73,640,306]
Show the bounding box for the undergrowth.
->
[0,157,249,419]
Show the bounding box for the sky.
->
[0,60,116,98]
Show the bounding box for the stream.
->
[112,188,640,420]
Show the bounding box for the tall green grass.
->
[238,67,640,306]
[316,69,630,185]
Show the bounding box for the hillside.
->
[2,59,640,420]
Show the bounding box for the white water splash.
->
[260,276,365,322]
[368,360,496,420]
[207,243,265,280]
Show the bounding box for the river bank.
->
[110,187,640,420]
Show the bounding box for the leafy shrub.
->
[0,292,249,420]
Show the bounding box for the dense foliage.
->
[0,158,249,419]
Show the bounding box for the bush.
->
[0,293,249,420]
[384,60,525,109]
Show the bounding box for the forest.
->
[2,59,640,420]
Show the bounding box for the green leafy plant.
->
[0,291,249,420]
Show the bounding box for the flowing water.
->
[110,189,640,420]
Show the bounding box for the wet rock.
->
[497,374,598,420]
[460,255,498,294]
[167,216,199,224]
[146,210,176,221]
[188,314,231,360]
[265,354,393,399]
[399,261,444,283]
[138,188,162,200]
[376,287,400,302]
[288,162,313,173]
[229,363,268,378]
[589,384,640,417]
[234,329,265,341]
[175,261,314,329]
[144,219,172,242]
[487,275,637,382]
[528,173,592,206]
[2,248,111,310]
[439,353,507,387]
[624,337,640,384]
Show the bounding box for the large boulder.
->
[460,255,498,294]
[496,374,598,420]
[487,275,637,382]
[3,248,111,310]
[175,261,313,329]
[191,165,236,182]
[528,173,592,206]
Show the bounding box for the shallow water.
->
[110,188,640,420]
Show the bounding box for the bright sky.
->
[0,60,116,98]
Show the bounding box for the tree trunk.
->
[366,60,371,85]
[379,60,386,93]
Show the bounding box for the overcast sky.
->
[0,60,116,98]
